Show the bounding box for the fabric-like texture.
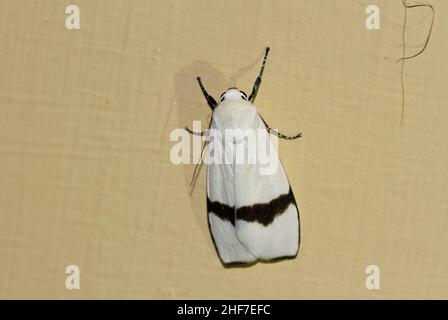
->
[0,0,447,298]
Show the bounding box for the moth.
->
[186,47,302,265]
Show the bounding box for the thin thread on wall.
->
[397,0,434,126]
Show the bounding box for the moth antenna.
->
[197,77,217,110]
[248,47,270,102]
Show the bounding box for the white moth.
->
[187,47,302,265]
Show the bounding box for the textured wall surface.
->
[0,0,447,299]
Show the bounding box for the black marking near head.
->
[219,92,226,102]
[219,87,249,102]
[207,187,297,226]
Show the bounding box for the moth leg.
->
[260,116,302,140]
[188,119,212,191]
[248,47,270,103]
[185,127,208,136]
[268,128,302,140]
[196,77,217,110]
[189,139,209,189]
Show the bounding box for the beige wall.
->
[0,0,447,299]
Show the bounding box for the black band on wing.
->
[207,198,235,225]
[207,187,296,227]
[237,187,296,226]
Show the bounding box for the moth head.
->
[219,87,248,102]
